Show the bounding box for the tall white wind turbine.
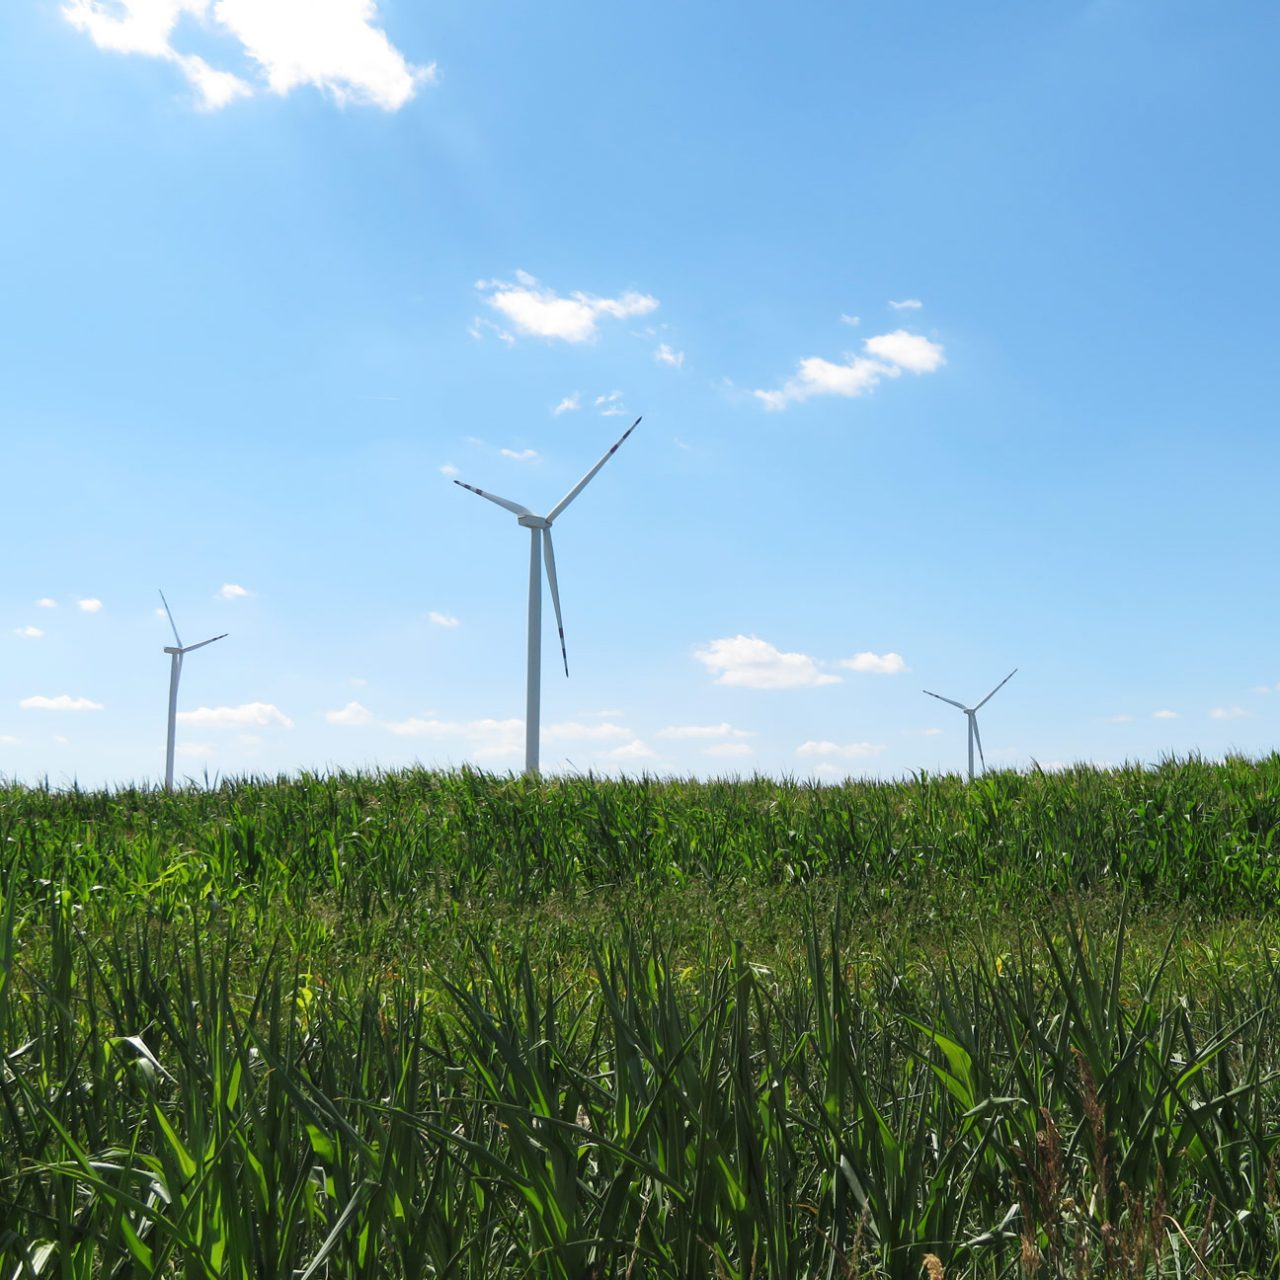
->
[454,417,641,776]
[159,590,227,792]
[923,669,1017,782]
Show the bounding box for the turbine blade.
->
[923,689,966,711]
[546,417,641,523]
[158,589,183,649]
[542,529,568,677]
[180,633,228,655]
[975,667,1018,710]
[453,480,531,518]
[972,715,986,771]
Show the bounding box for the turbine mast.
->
[526,526,543,775]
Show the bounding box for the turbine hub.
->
[518,514,550,529]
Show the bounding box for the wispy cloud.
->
[796,740,887,759]
[439,463,460,477]
[704,742,753,759]
[1209,706,1253,720]
[657,723,755,740]
[839,651,909,675]
[476,271,657,344]
[78,598,103,613]
[500,448,538,462]
[381,716,524,762]
[13,626,43,639]
[654,342,685,369]
[428,611,460,628]
[177,702,293,728]
[902,727,943,737]
[553,393,581,416]
[544,721,633,743]
[62,0,433,112]
[694,635,840,690]
[1104,714,1134,724]
[606,739,657,762]
[839,314,861,327]
[20,694,104,712]
[753,329,945,411]
[35,598,57,609]
[325,701,374,726]
[888,298,923,310]
[216,583,250,601]
[594,391,628,417]
[1152,709,1179,720]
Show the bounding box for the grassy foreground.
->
[3,757,1280,1277]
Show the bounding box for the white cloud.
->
[796,740,887,759]
[1209,707,1252,720]
[704,742,753,759]
[694,635,840,690]
[655,343,685,369]
[500,448,539,462]
[20,694,104,712]
[862,329,946,373]
[13,626,43,639]
[35,598,57,609]
[754,330,945,410]
[1104,714,1134,724]
[176,741,214,758]
[553,393,581,416]
[216,583,250,600]
[839,314,861,327]
[888,298,923,310]
[0,735,20,746]
[1250,683,1280,695]
[439,463,460,478]
[594,391,628,417]
[1152,709,1179,719]
[606,739,657,761]
[381,716,524,761]
[428,611,460,628]
[78,598,103,613]
[63,0,431,112]
[657,723,754,740]
[839,651,909,675]
[177,702,293,728]
[476,273,657,344]
[544,721,632,743]
[326,701,374,726]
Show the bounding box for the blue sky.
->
[2,0,1277,787]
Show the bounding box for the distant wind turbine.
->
[923,669,1017,782]
[159,590,227,792]
[454,418,641,776]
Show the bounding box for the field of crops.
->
[4,756,1280,1277]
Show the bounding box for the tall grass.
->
[3,757,1280,1275]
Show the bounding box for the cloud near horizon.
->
[177,702,293,728]
[62,0,432,111]
[20,694,104,712]
[694,635,840,690]
[839,651,909,675]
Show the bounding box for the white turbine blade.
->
[158,589,183,649]
[975,668,1018,711]
[542,529,568,677]
[923,689,966,711]
[546,417,641,523]
[453,480,531,518]
[180,633,227,655]
[972,715,986,771]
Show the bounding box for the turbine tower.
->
[923,668,1017,782]
[454,417,640,776]
[159,590,227,792]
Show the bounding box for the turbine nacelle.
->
[517,514,551,530]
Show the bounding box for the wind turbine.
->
[454,417,641,776]
[158,590,227,792]
[923,669,1017,782]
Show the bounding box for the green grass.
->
[3,756,1280,1276]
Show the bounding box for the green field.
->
[4,757,1280,1277]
